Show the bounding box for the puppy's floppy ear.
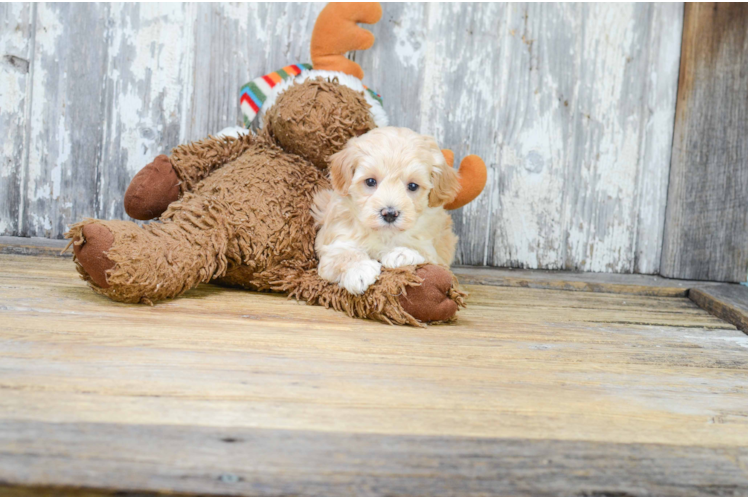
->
[329,144,358,196]
[427,142,462,208]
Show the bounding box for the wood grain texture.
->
[359,3,683,272]
[0,254,746,494]
[661,3,748,283]
[2,422,747,496]
[5,236,746,334]
[690,285,748,334]
[22,4,111,238]
[187,3,322,142]
[0,235,66,258]
[0,3,683,276]
[96,4,197,224]
[0,3,34,237]
[454,265,724,298]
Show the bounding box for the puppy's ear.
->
[329,145,358,196]
[428,143,462,208]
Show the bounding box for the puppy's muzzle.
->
[380,207,400,224]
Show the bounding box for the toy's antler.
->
[311,2,382,80]
[441,150,488,210]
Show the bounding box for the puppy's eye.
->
[365,178,377,187]
[407,183,419,192]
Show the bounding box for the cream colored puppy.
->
[313,127,461,295]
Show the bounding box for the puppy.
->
[313,126,461,295]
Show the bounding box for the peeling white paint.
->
[391,3,424,70]
[26,5,64,198]
[50,164,61,199]
[0,4,33,235]
[109,4,191,176]
[417,3,441,138]
[1,3,683,276]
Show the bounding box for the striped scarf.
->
[240,63,383,127]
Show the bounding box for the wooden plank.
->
[187,3,323,141]
[661,3,748,283]
[0,3,34,236]
[0,236,66,258]
[634,3,686,274]
[96,4,197,223]
[0,254,746,494]
[453,265,724,298]
[0,254,747,495]
[6,237,748,334]
[187,2,245,140]
[0,254,743,438]
[690,285,748,334]
[22,3,110,238]
[1,421,747,496]
[359,4,683,273]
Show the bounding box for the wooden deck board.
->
[0,254,747,495]
[454,265,727,297]
[690,285,748,334]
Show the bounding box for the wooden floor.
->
[1,254,747,495]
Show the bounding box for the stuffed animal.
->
[65,2,487,326]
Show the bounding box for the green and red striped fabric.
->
[240,63,383,128]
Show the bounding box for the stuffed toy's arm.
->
[248,263,465,326]
[170,132,255,192]
[124,132,255,220]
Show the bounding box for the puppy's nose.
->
[380,207,400,223]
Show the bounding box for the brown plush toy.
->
[65,2,487,326]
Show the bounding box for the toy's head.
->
[241,2,387,170]
[264,78,377,170]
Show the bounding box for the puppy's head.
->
[329,127,461,231]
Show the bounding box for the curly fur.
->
[264,78,376,169]
[65,78,465,326]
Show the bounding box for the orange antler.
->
[441,150,488,211]
[311,2,383,80]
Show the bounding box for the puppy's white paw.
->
[341,260,381,295]
[381,247,426,268]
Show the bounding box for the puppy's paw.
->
[341,260,381,295]
[381,247,426,268]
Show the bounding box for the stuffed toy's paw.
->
[71,223,115,289]
[400,264,463,323]
[124,155,181,220]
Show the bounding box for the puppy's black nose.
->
[380,207,400,223]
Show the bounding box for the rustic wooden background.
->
[660,3,748,283]
[2,2,737,278]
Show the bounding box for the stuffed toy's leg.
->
[248,263,466,326]
[68,215,466,323]
[66,193,235,304]
[124,133,255,220]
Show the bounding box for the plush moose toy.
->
[65,2,487,326]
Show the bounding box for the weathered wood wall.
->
[0,3,684,273]
[660,3,748,283]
